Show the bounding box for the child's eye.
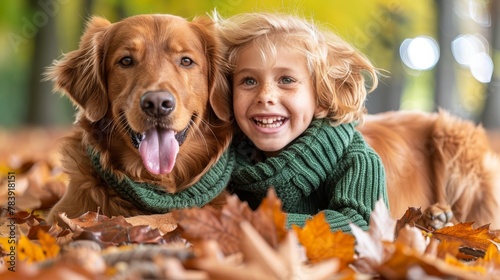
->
[241,77,257,86]
[280,76,295,84]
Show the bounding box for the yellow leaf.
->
[18,235,45,263]
[293,212,355,268]
[37,230,60,259]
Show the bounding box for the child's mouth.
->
[252,116,287,128]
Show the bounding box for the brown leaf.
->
[72,216,165,247]
[431,222,500,252]
[173,190,286,255]
[173,205,242,255]
[59,211,111,231]
[395,207,422,237]
[125,213,178,235]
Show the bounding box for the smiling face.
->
[232,43,319,157]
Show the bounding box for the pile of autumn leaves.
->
[1,189,500,279]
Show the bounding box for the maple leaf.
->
[430,222,500,252]
[173,205,242,255]
[173,190,286,255]
[293,211,355,269]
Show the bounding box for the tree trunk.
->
[433,0,464,117]
[26,0,69,126]
[481,0,500,129]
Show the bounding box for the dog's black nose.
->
[140,91,175,117]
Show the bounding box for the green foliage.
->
[0,0,437,127]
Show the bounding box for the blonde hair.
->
[215,12,378,125]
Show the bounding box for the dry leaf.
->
[173,190,286,255]
[395,207,422,237]
[125,213,178,235]
[431,222,500,252]
[293,212,355,269]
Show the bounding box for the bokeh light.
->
[400,36,440,71]
[451,34,493,83]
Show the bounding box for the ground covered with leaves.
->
[1,128,500,279]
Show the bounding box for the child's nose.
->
[256,83,277,104]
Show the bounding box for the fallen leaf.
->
[431,222,500,252]
[293,212,355,269]
[395,207,422,237]
[17,234,46,263]
[125,213,178,235]
[173,190,287,255]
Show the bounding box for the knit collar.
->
[88,146,235,213]
[231,119,355,207]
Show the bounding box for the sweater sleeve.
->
[286,147,388,233]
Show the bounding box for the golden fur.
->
[358,110,500,228]
[46,14,231,221]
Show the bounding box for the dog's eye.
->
[180,57,193,67]
[119,57,133,67]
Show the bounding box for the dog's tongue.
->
[139,128,179,175]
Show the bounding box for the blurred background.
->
[0,0,499,130]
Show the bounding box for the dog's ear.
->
[191,16,232,122]
[46,16,111,122]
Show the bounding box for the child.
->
[217,12,389,232]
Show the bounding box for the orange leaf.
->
[17,235,46,263]
[431,222,500,251]
[37,230,60,259]
[293,212,355,268]
[255,188,287,242]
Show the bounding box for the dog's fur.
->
[46,14,232,220]
[358,110,500,228]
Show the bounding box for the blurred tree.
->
[434,0,463,117]
[26,0,72,126]
[481,0,500,129]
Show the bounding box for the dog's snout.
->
[140,91,175,117]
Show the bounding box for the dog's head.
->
[47,14,231,176]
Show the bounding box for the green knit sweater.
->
[229,119,388,232]
[88,147,235,213]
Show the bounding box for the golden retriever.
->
[46,14,232,221]
[358,110,500,229]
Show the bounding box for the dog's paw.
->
[421,203,454,230]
